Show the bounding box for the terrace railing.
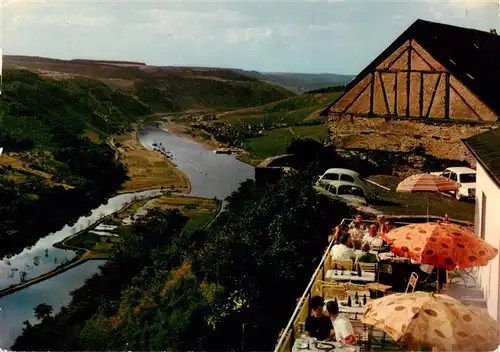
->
[273,215,474,352]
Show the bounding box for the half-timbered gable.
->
[323,19,500,162]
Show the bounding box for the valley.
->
[0,55,479,351]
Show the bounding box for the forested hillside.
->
[12,170,351,351]
[4,56,296,113]
[0,70,150,257]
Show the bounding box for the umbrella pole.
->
[426,194,430,222]
[436,267,440,293]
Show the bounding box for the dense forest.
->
[12,169,351,351]
[0,70,151,257]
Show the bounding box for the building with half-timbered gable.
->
[322,19,500,162]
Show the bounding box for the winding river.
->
[0,127,254,348]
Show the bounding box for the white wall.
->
[475,163,500,321]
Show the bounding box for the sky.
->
[1,0,499,74]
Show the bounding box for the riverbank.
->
[109,131,192,194]
[160,122,264,167]
[0,195,151,298]
[0,192,222,299]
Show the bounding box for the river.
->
[0,127,254,348]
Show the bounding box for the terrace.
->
[274,215,483,352]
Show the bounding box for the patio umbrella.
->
[362,291,499,351]
[381,222,498,270]
[396,174,459,221]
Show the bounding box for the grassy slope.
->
[215,91,343,158]
[367,175,475,222]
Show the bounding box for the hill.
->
[4,55,295,112]
[233,69,354,92]
[0,68,151,255]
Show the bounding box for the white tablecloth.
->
[292,338,359,352]
[325,270,375,283]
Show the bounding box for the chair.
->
[332,260,353,271]
[345,282,367,292]
[359,263,378,278]
[377,263,393,282]
[405,272,419,293]
[351,319,371,351]
[323,286,347,300]
[448,267,477,288]
[324,255,333,272]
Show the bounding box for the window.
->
[327,185,337,194]
[442,172,451,179]
[338,185,365,198]
[450,173,458,182]
[459,173,476,183]
[323,173,339,181]
[480,192,487,241]
[340,174,355,183]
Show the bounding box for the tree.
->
[34,303,53,320]
[193,169,350,350]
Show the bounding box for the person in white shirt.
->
[362,224,384,249]
[326,300,356,344]
[330,234,356,262]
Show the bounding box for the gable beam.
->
[369,73,375,115]
[386,46,410,69]
[341,79,372,115]
[425,73,442,118]
[450,85,482,120]
[377,68,447,74]
[394,73,398,116]
[412,47,437,71]
[419,72,424,117]
[406,40,412,117]
[444,72,450,119]
[378,71,391,115]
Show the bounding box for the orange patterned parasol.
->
[362,291,499,351]
[396,174,459,193]
[396,174,460,221]
[381,222,498,270]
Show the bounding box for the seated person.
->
[305,296,333,341]
[410,259,447,288]
[330,234,356,262]
[355,243,379,263]
[326,300,356,344]
[376,214,390,235]
[328,224,349,243]
[349,214,366,248]
[362,225,384,249]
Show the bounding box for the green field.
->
[217,91,342,125]
[214,91,342,158]
[243,124,329,158]
[366,175,475,222]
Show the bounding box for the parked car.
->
[316,168,367,193]
[430,167,476,200]
[314,180,368,207]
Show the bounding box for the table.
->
[353,250,379,256]
[325,270,375,283]
[292,338,359,352]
